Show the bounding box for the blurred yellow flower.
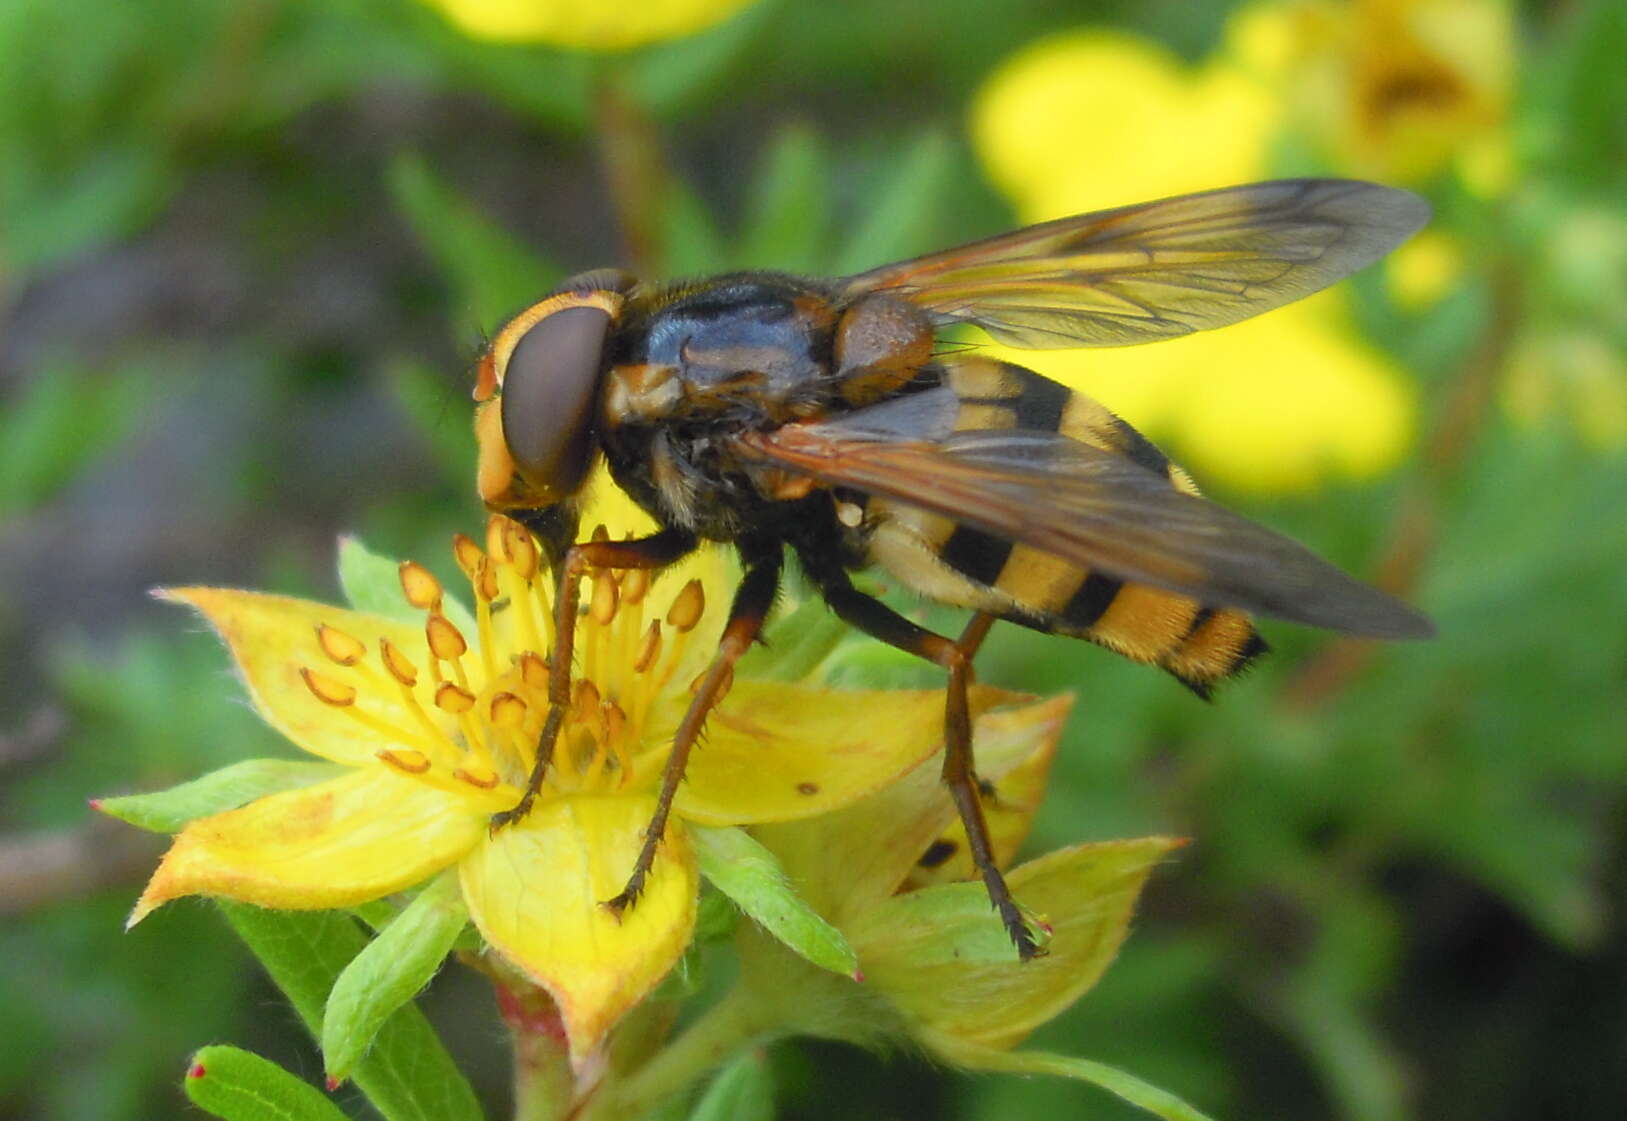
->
[1505,328,1627,451]
[421,0,760,50]
[1387,228,1465,310]
[1229,0,1515,191]
[970,29,1417,493]
[122,471,964,1065]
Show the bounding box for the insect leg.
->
[606,543,784,915]
[490,526,697,832]
[811,574,1041,960]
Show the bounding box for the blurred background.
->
[1,0,1624,1118]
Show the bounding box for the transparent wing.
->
[735,406,1433,638]
[842,179,1429,348]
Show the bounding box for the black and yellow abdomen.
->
[861,357,1268,697]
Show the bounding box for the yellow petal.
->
[971,31,1279,223]
[753,694,1072,923]
[421,0,759,50]
[847,837,1185,1052]
[130,767,480,924]
[672,682,1010,827]
[460,795,698,1065]
[161,587,455,766]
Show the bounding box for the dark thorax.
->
[598,272,853,541]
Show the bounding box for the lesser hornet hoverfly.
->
[473,179,1435,959]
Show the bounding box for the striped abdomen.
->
[859,357,1268,697]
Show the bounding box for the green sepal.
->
[182,1045,351,1121]
[686,1050,775,1121]
[337,535,477,636]
[692,825,859,978]
[846,837,1184,1051]
[932,1043,1219,1121]
[219,902,484,1121]
[96,759,343,833]
[322,871,469,1084]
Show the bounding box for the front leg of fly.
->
[489,527,698,831]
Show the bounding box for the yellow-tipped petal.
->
[159,588,452,766]
[129,768,480,925]
[753,694,1072,922]
[847,836,1185,1053]
[673,683,1010,827]
[461,795,698,1065]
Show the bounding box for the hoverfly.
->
[473,179,1435,959]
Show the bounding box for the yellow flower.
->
[124,472,971,1064]
[969,30,1417,494]
[1229,0,1515,191]
[421,0,761,50]
[717,697,1196,1115]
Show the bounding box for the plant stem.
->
[588,986,774,1121]
[594,70,667,277]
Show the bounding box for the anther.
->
[590,524,610,545]
[572,680,601,723]
[489,691,528,729]
[315,623,366,666]
[486,515,510,563]
[454,767,499,789]
[603,700,627,744]
[377,748,431,774]
[688,664,735,700]
[519,651,550,691]
[591,574,619,625]
[475,558,500,604]
[452,533,484,578]
[621,568,649,605]
[435,682,476,715]
[634,621,662,673]
[667,580,705,632]
[379,638,418,687]
[503,521,539,581]
[399,562,443,611]
[301,667,356,707]
[836,501,864,528]
[426,613,468,661]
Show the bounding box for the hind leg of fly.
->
[810,570,1041,960]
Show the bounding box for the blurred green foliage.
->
[2,1,1625,1120]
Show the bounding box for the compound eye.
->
[500,304,612,503]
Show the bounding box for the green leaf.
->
[687,1050,774,1121]
[626,0,777,121]
[736,124,829,273]
[939,1045,1218,1121]
[323,872,468,1084]
[182,1045,351,1121]
[832,130,955,275]
[692,825,859,978]
[338,536,477,636]
[743,594,846,683]
[388,152,557,327]
[219,903,484,1121]
[663,177,730,277]
[96,759,343,833]
[0,363,151,517]
[387,358,477,484]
